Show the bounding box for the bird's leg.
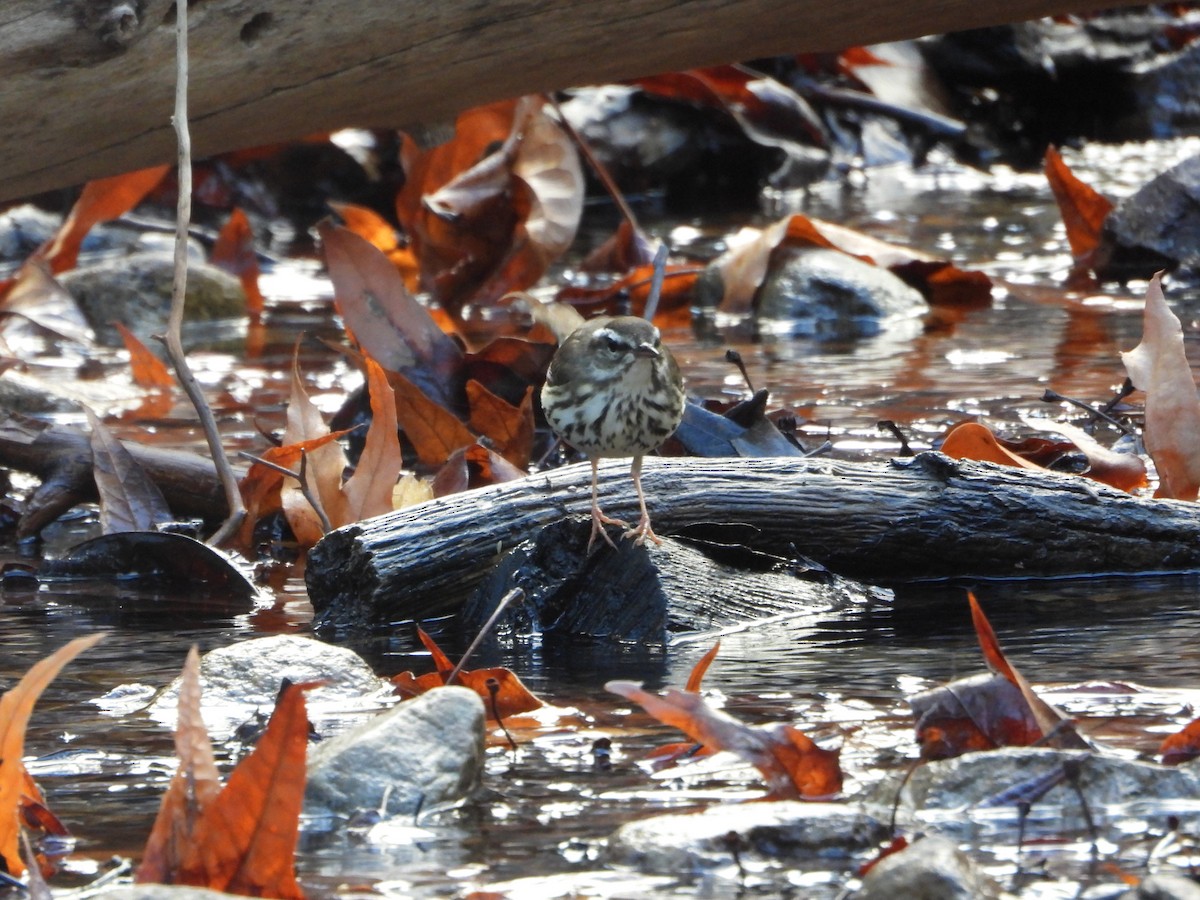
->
[624,455,663,546]
[588,456,626,551]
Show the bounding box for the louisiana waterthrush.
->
[541,315,686,549]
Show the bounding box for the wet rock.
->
[0,204,66,262]
[150,634,389,739]
[1093,154,1200,281]
[304,686,485,820]
[696,245,927,338]
[58,251,245,347]
[853,835,1003,900]
[0,372,84,414]
[885,747,1200,837]
[1124,873,1200,900]
[605,800,889,874]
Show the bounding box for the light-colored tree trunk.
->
[3,0,1112,202]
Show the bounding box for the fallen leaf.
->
[173,682,314,898]
[1160,717,1200,765]
[318,220,464,412]
[87,407,173,534]
[431,441,528,497]
[1121,272,1200,500]
[37,166,170,274]
[940,421,1046,471]
[342,356,402,521]
[465,381,533,467]
[115,322,175,390]
[212,209,265,320]
[281,359,351,544]
[968,592,1088,750]
[387,369,476,468]
[607,681,842,800]
[685,641,721,692]
[1044,145,1113,260]
[0,634,105,875]
[1018,414,1147,492]
[137,646,221,884]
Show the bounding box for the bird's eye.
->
[600,335,621,353]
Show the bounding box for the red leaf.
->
[115,322,175,390]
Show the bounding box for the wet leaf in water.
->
[211,208,265,320]
[1044,145,1113,260]
[86,407,173,534]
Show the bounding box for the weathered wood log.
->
[3,0,1115,202]
[0,413,230,534]
[305,453,1200,630]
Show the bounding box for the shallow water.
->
[7,140,1200,897]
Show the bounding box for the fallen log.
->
[0,413,230,534]
[3,0,1117,202]
[305,453,1200,630]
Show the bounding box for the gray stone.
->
[96,888,247,900]
[854,835,1003,900]
[605,801,889,874]
[149,634,389,739]
[304,686,486,819]
[59,251,245,347]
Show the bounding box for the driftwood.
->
[0,413,230,534]
[3,0,1115,202]
[305,453,1200,630]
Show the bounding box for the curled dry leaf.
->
[940,421,1045,471]
[1121,272,1200,500]
[607,681,842,800]
[342,356,403,522]
[281,359,351,544]
[1043,145,1113,260]
[0,634,105,875]
[1018,414,1147,492]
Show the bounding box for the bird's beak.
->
[633,343,660,359]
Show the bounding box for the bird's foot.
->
[588,506,628,552]
[624,513,663,547]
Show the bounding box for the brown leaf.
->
[1018,414,1147,492]
[1121,272,1200,500]
[212,209,265,320]
[343,356,402,521]
[37,166,170,273]
[911,673,1041,760]
[0,634,105,875]
[466,381,533,467]
[431,441,528,497]
[1044,145,1113,259]
[137,646,221,884]
[685,641,721,692]
[281,360,351,544]
[391,628,544,721]
[0,261,95,344]
[318,220,463,411]
[328,201,418,289]
[115,322,175,390]
[173,682,313,898]
[387,369,476,468]
[87,407,173,533]
[940,421,1047,472]
[1160,717,1200,765]
[968,592,1088,750]
[606,681,842,800]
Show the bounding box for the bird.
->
[541,315,686,550]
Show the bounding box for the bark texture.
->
[3,0,1113,201]
[306,453,1200,630]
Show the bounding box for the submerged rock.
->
[605,800,889,874]
[853,835,1003,900]
[1123,873,1200,900]
[305,686,485,820]
[58,251,245,346]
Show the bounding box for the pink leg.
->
[588,456,627,551]
[624,456,663,546]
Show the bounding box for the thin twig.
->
[642,243,669,322]
[446,587,525,686]
[162,0,246,546]
[236,450,332,534]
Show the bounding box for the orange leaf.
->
[115,322,175,389]
[137,646,221,885]
[1121,272,1200,500]
[38,166,170,273]
[940,421,1045,471]
[466,381,533,467]
[607,681,842,800]
[174,682,314,898]
[0,634,105,875]
[685,641,721,692]
[967,592,1087,750]
[1160,717,1200,765]
[1044,145,1113,259]
[281,358,351,543]
[212,209,265,319]
[416,626,456,674]
[343,356,402,521]
[387,370,476,468]
[328,201,418,289]
[1018,414,1147,493]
